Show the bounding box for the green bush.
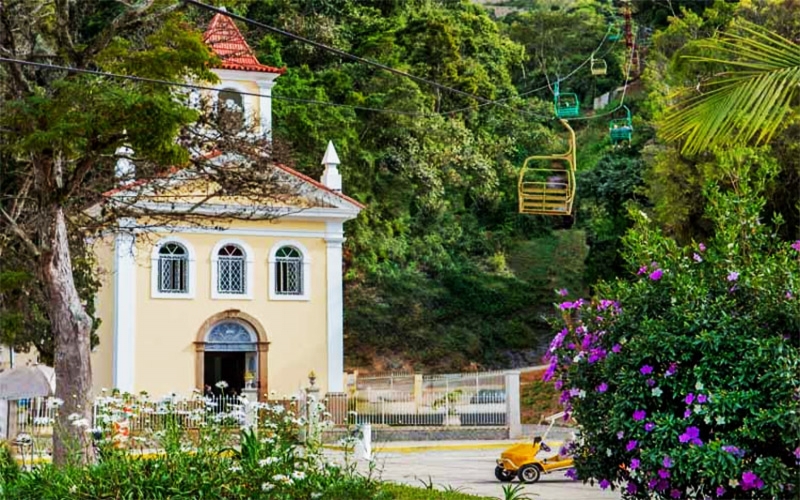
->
[543,186,800,498]
[1,395,379,499]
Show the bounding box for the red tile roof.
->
[203,13,286,74]
[274,163,365,209]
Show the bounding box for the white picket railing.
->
[13,394,303,435]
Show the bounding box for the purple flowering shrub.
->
[544,191,800,499]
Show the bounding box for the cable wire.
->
[0,57,438,117]
[184,0,506,108]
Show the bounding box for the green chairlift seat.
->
[609,105,633,143]
[554,82,580,119]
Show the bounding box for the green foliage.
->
[544,183,800,498]
[378,482,493,499]
[659,21,800,155]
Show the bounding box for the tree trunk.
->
[41,206,94,465]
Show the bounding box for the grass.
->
[379,483,494,499]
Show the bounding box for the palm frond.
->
[659,22,800,155]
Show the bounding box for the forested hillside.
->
[213,0,799,373]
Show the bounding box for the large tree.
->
[0,0,297,464]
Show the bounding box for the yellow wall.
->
[92,217,332,398]
[92,238,115,393]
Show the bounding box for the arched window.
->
[158,243,189,293]
[217,244,246,294]
[151,237,196,299]
[217,88,244,129]
[274,246,303,296]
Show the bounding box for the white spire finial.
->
[115,131,135,183]
[321,140,340,166]
[320,141,342,192]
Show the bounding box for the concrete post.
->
[413,374,423,411]
[505,371,522,439]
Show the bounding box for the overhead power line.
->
[0,57,434,117]
[184,0,504,108]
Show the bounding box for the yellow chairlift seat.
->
[518,119,576,216]
[590,56,607,76]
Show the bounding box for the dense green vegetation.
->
[2,0,798,376]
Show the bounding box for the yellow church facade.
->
[85,13,362,401]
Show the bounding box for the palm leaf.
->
[659,22,800,155]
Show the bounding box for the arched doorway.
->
[195,311,269,400]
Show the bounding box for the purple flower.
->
[727,271,739,282]
[685,393,695,405]
[663,456,673,468]
[645,422,655,432]
[588,348,607,364]
[722,445,744,458]
[626,440,638,452]
[626,482,638,494]
[697,394,707,404]
[693,253,703,262]
[646,378,656,387]
[658,468,670,479]
[699,243,706,252]
[679,426,703,445]
[741,471,764,491]
[787,291,794,299]
[648,478,658,490]
[670,489,681,499]
[630,458,640,470]
[656,479,669,492]
[665,363,677,376]
[554,379,564,390]
[640,365,654,375]
[569,387,581,397]
[567,342,576,350]
[791,240,800,252]
[793,446,800,460]
[557,288,569,296]
[683,408,692,418]
[597,382,608,393]
[617,431,625,440]
[543,361,557,382]
[633,410,646,421]
[565,468,578,480]
[599,479,610,490]
[598,299,614,310]
[559,301,576,310]
[715,486,725,497]
[649,269,664,281]
[638,265,648,275]
[612,344,622,354]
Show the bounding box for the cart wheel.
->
[494,466,515,482]
[518,464,541,484]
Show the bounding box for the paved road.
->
[330,441,622,500]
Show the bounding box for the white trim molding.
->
[268,240,312,301]
[150,236,197,299]
[211,238,255,300]
[113,219,137,393]
[325,221,345,393]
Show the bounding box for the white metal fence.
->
[12,395,304,435]
[347,371,509,427]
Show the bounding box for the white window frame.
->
[268,240,311,301]
[211,238,254,300]
[150,237,196,299]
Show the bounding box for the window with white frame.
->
[217,244,246,294]
[151,237,196,299]
[158,243,189,293]
[274,246,303,295]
